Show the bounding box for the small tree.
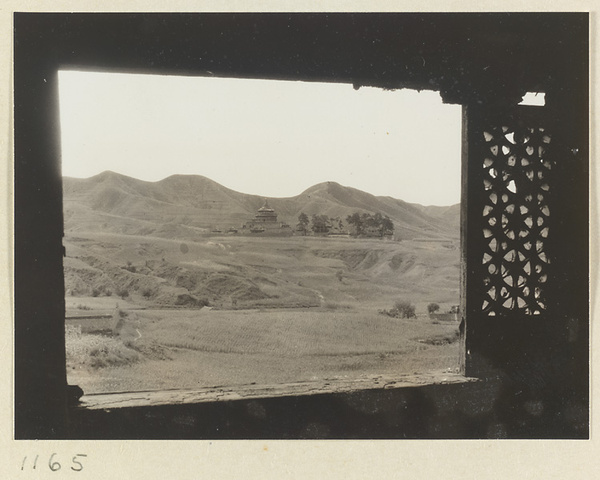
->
[427,303,440,315]
[381,215,394,236]
[371,212,383,233]
[311,214,330,234]
[394,300,416,318]
[297,212,310,235]
[346,212,364,236]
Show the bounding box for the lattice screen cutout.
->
[481,125,552,316]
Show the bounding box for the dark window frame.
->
[14,12,589,439]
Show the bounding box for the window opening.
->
[519,92,546,107]
[59,71,462,395]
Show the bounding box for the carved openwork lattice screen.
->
[480,123,553,316]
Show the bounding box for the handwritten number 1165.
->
[21,454,87,472]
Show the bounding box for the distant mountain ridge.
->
[62,171,459,240]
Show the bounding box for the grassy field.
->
[64,232,460,394]
[66,305,459,394]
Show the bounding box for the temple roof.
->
[258,199,275,213]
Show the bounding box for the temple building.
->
[242,200,292,235]
[254,200,278,224]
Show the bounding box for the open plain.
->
[65,233,460,394]
[63,172,460,394]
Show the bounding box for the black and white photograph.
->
[58,65,463,404]
[5,5,596,479]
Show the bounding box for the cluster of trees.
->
[380,300,416,319]
[428,303,460,315]
[345,212,394,237]
[296,213,343,235]
[380,301,460,319]
[296,211,394,237]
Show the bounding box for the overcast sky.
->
[58,70,461,206]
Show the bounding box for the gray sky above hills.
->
[58,70,461,206]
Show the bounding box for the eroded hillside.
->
[64,232,459,312]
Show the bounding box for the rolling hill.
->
[63,171,459,240]
[62,171,460,310]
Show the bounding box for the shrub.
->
[123,261,137,273]
[393,300,416,319]
[427,302,440,315]
[141,288,153,299]
[324,302,350,310]
[198,297,210,307]
[379,301,416,319]
[65,329,140,370]
[117,287,129,299]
